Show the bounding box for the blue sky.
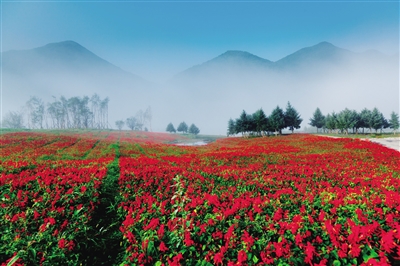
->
[2,1,399,82]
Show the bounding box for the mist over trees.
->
[2,111,25,129]
[1,94,110,130]
[227,102,302,137]
[188,124,200,135]
[309,107,399,134]
[166,123,176,133]
[166,122,200,135]
[121,106,152,131]
[177,122,188,134]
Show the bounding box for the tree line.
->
[114,106,153,131]
[309,107,400,134]
[228,102,302,137]
[2,94,110,129]
[166,122,200,135]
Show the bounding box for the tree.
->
[253,109,268,136]
[336,108,357,134]
[380,113,390,133]
[389,112,399,134]
[144,106,152,132]
[269,106,286,135]
[166,123,176,133]
[236,110,249,136]
[227,118,236,136]
[2,111,24,129]
[26,96,45,129]
[135,110,144,131]
[351,110,361,134]
[284,102,302,133]
[370,108,383,133]
[126,117,137,130]
[359,108,371,133]
[115,120,125,130]
[177,122,188,134]
[309,108,325,133]
[189,124,200,135]
[325,112,337,133]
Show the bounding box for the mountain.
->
[2,41,155,122]
[2,41,398,135]
[176,50,273,78]
[274,41,353,69]
[166,42,398,135]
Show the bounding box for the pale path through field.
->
[368,137,400,152]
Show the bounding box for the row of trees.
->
[228,102,302,136]
[115,106,153,131]
[309,107,400,134]
[2,94,110,129]
[166,122,200,135]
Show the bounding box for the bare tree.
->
[144,106,152,131]
[2,111,24,129]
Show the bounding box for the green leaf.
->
[333,260,341,266]
[7,254,20,266]
[252,254,259,264]
[155,261,162,266]
[146,241,155,256]
[362,246,379,262]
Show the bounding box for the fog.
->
[1,42,399,135]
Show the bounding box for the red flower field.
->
[1,131,399,265]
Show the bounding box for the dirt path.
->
[368,137,400,152]
[317,135,400,152]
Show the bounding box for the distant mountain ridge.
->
[2,40,397,135]
[173,41,396,80]
[2,40,142,79]
[1,41,154,128]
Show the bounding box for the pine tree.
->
[166,122,176,133]
[389,112,399,134]
[177,122,188,134]
[269,106,286,135]
[325,112,337,133]
[359,108,371,133]
[336,108,357,134]
[309,108,325,133]
[370,108,383,133]
[236,110,249,137]
[188,124,200,135]
[284,102,303,133]
[227,118,236,136]
[253,109,268,136]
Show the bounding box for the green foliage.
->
[177,122,188,134]
[325,112,337,132]
[309,108,325,132]
[269,106,286,134]
[370,108,383,133]
[253,109,268,136]
[188,124,200,135]
[336,108,357,134]
[284,102,302,133]
[166,122,176,133]
[389,111,399,133]
[227,118,236,136]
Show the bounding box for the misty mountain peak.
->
[315,41,336,48]
[275,41,351,67]
[216,50,272,64]
[34,40,101,63]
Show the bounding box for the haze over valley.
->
[2,40,398,135]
